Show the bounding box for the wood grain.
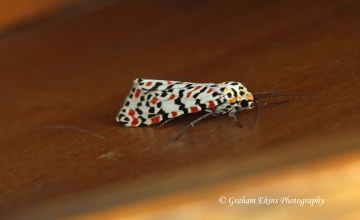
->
[0,0,91,34]
[0,0,359,218]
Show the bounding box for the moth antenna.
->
[255,100,289,106]
[254,93,315,99]
[252,91,277,96]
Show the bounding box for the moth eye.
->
[240,100,249,107]
[240,91,245,96]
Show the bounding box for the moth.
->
[116,78,289,140]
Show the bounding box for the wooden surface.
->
[0,0,359,219]
[0,0,90,33]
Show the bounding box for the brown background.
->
[0,0,359,219]
[0,0,89,33]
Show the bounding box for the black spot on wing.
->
[161,91,168,97]
[135,108,143,115]
[167,84,175,89]
[149,107,155,113]
[212,92,219,97]
[137,78,144,86]
[216,98,224,104]
[193,86,208,98]
[231,88,237,97]
[148,113,156,118]
[148,82,163,91]
[156,109,168,121]
[195,99,207,110]
[174,89,188,114]
[137,116,148,127]
[117,114,129,125]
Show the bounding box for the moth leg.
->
[233,112,243,128]
[174,112,215,141]
[158,118,175,127]
[229,110,243,128]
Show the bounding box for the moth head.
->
[223,82,255,110]
[238,87,255,110]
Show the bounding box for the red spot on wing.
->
[208,100,216,108]
[186,91,192,98]
[132,118,139,126]
[167,81,172,84]
[145,81,152,86]
[128,109,135,116]
[190,106,199,113]
[135,89,141,98]
[128,109,139,126]
[171,111,178,117]
[151,97,158,104]
[151,115,161,124]
[169,94,176,100]
[195,86,202,90]
[186,86,202,98]
[207,88,213,93]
